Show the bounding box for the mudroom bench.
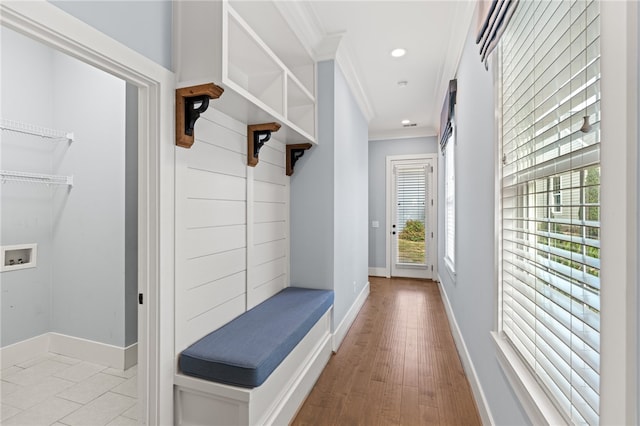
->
[174,287,334,425]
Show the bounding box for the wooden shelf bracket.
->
[176,83,224,148]
[286,143,312,176]
[248,122,281,167]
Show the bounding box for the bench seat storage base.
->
[174,293,333,425]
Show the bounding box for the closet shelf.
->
[1,118,74,142]
[0,170,74,187]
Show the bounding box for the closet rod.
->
[0,118,74,142]
[0,170,74,187]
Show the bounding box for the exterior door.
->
[389,157,435,279]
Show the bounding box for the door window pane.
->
[396,166,426,264]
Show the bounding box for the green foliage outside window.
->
[399,219,425,242]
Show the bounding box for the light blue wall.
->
[50,1,172,70]
[1,28,129,348]
[436,6,529,425]
[50,50,127,347]
[291,59,369,329]
[333,61,369,324]
[368,137,438,269]
[1,28,55,346]
[290,61,335,293]
[125,84,138,346]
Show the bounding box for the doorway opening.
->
[0,25,140,423]
[1,2,174,422]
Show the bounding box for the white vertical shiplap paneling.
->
[248,138,289,309]
[175,110,248,353]
[175,108,291,353]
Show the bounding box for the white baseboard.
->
[368,267,387,277]
[437,276,494,426]
[124,341,138,370]
[1,332,137,370]
[0,333,49,369]
[332,281,370,352]
[49,333,136,369]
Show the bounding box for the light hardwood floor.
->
[292,276,481,426]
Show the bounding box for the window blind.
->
[396,166,426,234]
[500,1,600,425]
[395,165,426,264]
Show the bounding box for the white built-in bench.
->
[174,287,334,425]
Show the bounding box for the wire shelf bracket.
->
[0,118,74,142]
[0,170,74,187]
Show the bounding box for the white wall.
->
[290,59,369,333]
[0,28,129,348]
[50,0,172,70]
[436,6,529,425]
[368,137,438,270]
[174,108,290,353]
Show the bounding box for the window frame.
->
[492,1,638,425]
[444,129,456,275]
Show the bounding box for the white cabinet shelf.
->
[175,0,316,145]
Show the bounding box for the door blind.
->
[500,1,600,424]
[396,166,426,233]
[395,165,426,264]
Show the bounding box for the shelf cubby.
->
[174,0,316,145]
[287,75,315,138]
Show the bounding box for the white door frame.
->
[0,2,175,423]
[385,153,438,279]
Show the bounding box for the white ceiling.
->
[278,1,476,141]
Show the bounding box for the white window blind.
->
[395,165,427,265]
[500,0,600,425]
[445,136,455,266]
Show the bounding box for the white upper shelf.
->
[0,118,74,142]
[174,0,316,145]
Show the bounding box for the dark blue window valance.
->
[476,0,519,65]
[439,79,457,151]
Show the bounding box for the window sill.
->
[491,331,567,425]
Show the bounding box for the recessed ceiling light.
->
[391,48,406,58]
[397,80,408,88]
[401,119,411,125]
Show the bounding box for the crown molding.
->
[273,0,324,58]
[368,126,438,142]
[275,0,375,123]
[334,44,375,122]
[432,0,477,130]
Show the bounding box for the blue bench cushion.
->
[179,287,334,388]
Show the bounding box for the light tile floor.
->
[1,353,137,426]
